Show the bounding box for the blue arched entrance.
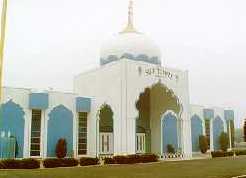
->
[47,105,73,157]
[191,115,203,152]
[213,116,224,151]
[162,112,178,153]
[1,100,25,158]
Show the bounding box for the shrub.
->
[128,154,141,164]
[0,162,5,169]
[80,157,99,166]
[211,151,233,158]
[43,158,79,168]
[20,159,40,169]
[235,150,246,156]
[167,144,175,154]
[137,154,158,163]
[104,154,158,164]
[0,159,20,169]
[114,156,129,164]
[199,135,209,153]
[219,132,229,152]
[0,159,40,169]
[104,157,114,164]
[56,138,67,158]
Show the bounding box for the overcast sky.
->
[2,0,246,128]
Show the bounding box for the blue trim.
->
[47,105,73,157]
[0,100,25,158]
[100,53,161,66]
[29,93,49,110]
[76,97,91,112]
[224,110,234,121]
[203,109,214,120]
[162,113,178,153]
[191,115,203,152]
[213,116,224,151]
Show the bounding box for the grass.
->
[1,157,246,178]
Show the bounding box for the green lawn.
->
[1,157,246,178]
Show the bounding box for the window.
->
[78,112,87,155]
[136,133,145,153]
[30,110,42,156]
[99,132,113,154]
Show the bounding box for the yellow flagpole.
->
[0,0,7,129]
[0,0,7,104]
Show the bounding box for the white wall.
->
[2,87,82,158]
[74,59,192,157]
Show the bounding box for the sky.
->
[2,0,246,128]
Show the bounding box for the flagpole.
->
[0,0,7,102]
[0,0,7,128]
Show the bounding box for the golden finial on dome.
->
[121,0,138,33]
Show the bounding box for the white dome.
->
[100,32,162,65]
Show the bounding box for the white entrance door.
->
[100,133,113,155]
[136,133,145,154]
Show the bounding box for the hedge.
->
[235,150,246,156]
[43,158,79,168]
[104,157,115,164]
[104,154,158,164]
[80,157,99,166]
[211,151,234,158]
[0,159,40,169]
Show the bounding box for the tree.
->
[55,138,67,158]
[199,135,209,154]
[219,132,229,152]
[167,144,175,154]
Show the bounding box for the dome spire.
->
[121,0,138,33]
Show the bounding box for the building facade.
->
[0,1,234,159]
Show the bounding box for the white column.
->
[43,109,48,158]
[210,119,214,151]
[24,109,31,158]
[228,121,232,150]
[40,110,45,158]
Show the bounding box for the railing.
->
[159,152,185,159]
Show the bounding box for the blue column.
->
[191,115,203,152]
[213,116,224,151]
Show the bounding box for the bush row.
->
[0,159,40,169]
[43,158,79,168]
[211,151,234,158]
[211,150,246,158]
[43,157,99,168]
[234,150,246,156]
[0,154,158,169]
[80,157,99,166]
[0,157,99,169]
[104,154,158,164]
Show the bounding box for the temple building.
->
[0,1,234,159]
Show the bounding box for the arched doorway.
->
[162,112,178,153]
[47,105,73,157]
[213,116,224,151]
[1,100,25,158]
[98,104,114,155]
[135,82,182,154]
[191,115,203,152]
